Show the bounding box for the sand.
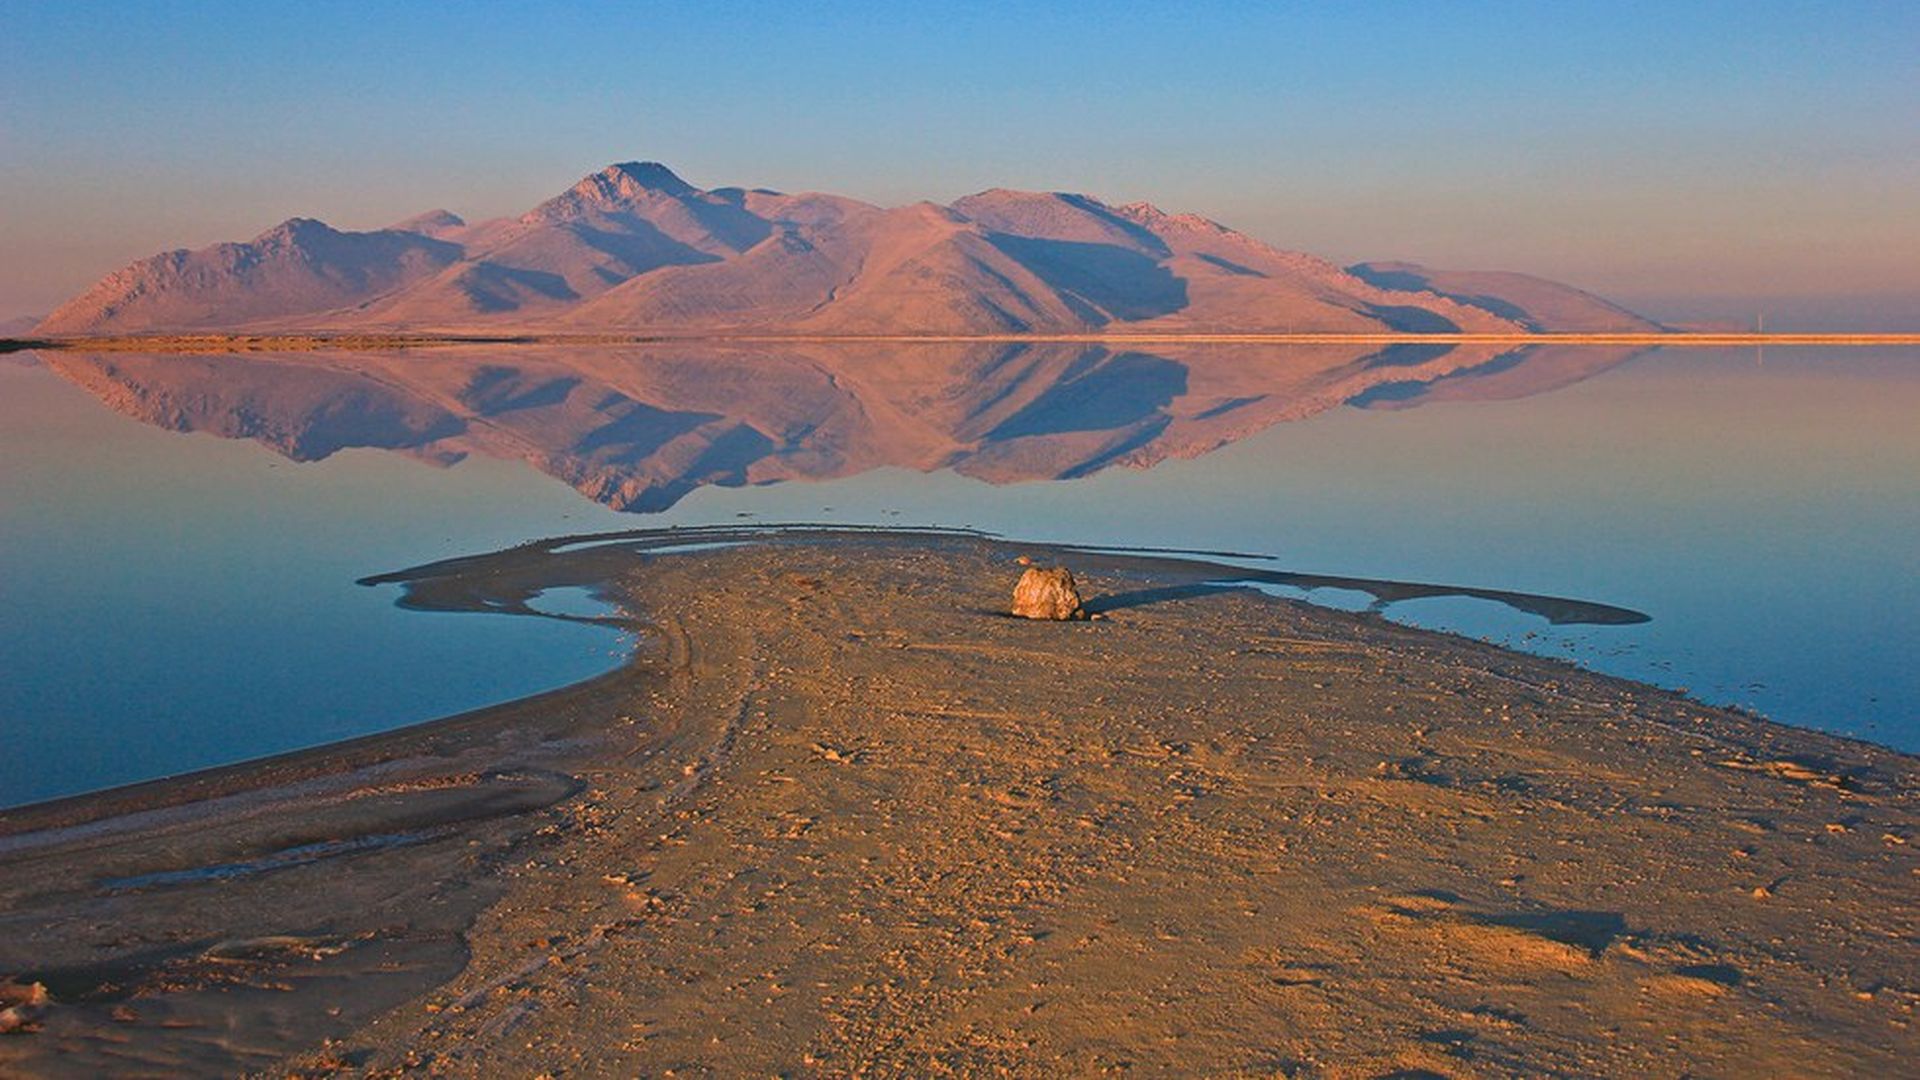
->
[1,530,1914,1077]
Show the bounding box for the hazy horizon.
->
[4,2,1917,329]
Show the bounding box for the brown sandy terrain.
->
[1,532,1915,1077]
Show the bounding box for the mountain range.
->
[34,162,1661,337]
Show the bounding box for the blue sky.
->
[3,1,1916,325]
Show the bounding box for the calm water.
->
[2,343,1915,807]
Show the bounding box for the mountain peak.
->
[520,161,703,225]
[1110,202,1229,234]
[963,187,1063,202]
[951,188,1171,255]
[958,188,1112,212]
[591,161,696,197]
[252,217,336,244]
[388,209,466,238]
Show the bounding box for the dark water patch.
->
[985,352,1188,439]
[1346,379,1430,406]
[1360,342,1457,369]
[362,523,1651,629]
[1193,393,1267,419]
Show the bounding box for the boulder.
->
[0,981,49,1035]
[1011,566,1085,620]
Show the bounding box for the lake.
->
[2,341,1915,807]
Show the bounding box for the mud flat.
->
[1,529,1914,1077]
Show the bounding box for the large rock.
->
[0,980,49,1034]
[1011,566,1085,620]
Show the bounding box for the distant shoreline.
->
[6,330,1920,353]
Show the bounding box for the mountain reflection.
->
[36,341,1646,512]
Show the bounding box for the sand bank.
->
[1,530,1914,1076]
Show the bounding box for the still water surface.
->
[2,343,1914,806]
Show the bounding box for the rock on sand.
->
[1011,566,1084,620]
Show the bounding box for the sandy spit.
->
[1,531,1914,1077]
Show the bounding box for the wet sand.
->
[1,530,1915,1077]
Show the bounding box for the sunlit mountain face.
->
[35,162,1659,337]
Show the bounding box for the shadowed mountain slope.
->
[38,163,1657,336]
[1348,261,1664,333]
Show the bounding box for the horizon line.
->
[7,331,1920,354]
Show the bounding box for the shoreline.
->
[10,519,1657,817]
[3,531,1915,1075]
[0,665,646,844]
[7,330,1920,354]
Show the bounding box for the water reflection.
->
[4,343,1916,806]
[37,340,1647,513]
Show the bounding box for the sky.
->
[3,1,1916,328]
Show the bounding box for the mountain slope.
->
[558,193,886,332]
[350,163,778,325]
[36,219,461,334]
[1348,261,1663,333]
[38,162,1657,336]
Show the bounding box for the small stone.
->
[1011,566,1085,621]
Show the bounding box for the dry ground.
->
[1,535,1914,1077]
